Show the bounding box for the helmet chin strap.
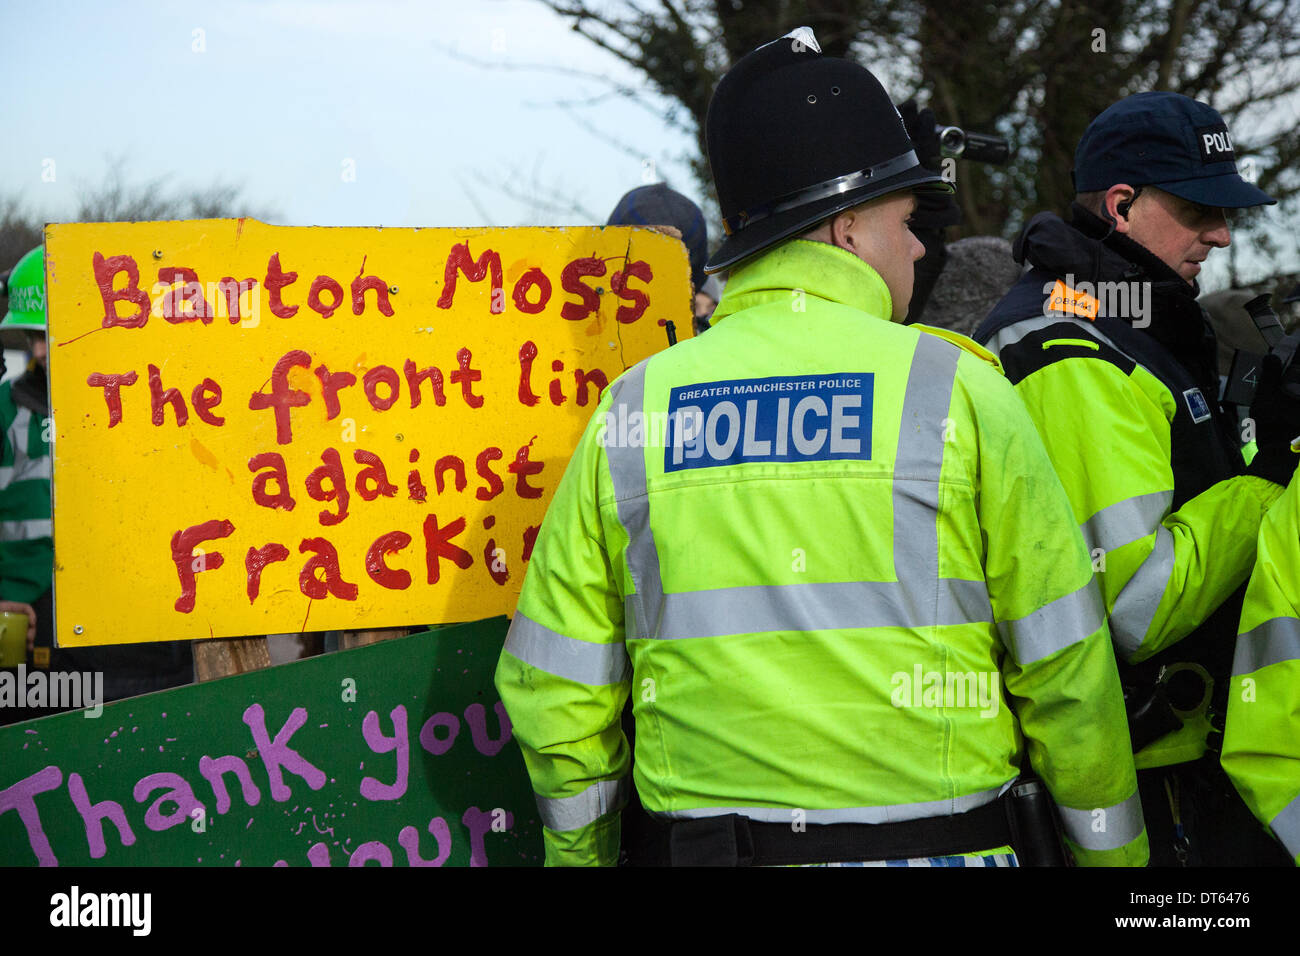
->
[722,150,923,236]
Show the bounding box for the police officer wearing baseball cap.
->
[975,92,1299,865]
[497,28,1147,867]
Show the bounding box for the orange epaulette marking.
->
[1046,280,1099,321]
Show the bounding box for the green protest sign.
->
[0,618,542,866]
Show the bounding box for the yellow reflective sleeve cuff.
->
[1057,791,1145,855]
[494,642,631,826]
[1064,828,1150,867]
[1099,475,1280,663]
[535,776,630,832]
[1058,793,1149,867]
[542,810,623,867]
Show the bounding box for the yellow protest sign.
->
[45,220,691,646]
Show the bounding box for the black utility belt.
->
[635,796,1017,867]
[630,778,1072,867]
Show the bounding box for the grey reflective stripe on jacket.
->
[981,313,1135,365]
[504,611,631,686]
[1056,791,1146,852]
[604,365,667,642]
[1080,490,1173,555]
[1080,491,1177,658]
[591,332,1118,836]
[998,580,1105,666]
[1109,524,1176,658]
[1270,792,1300,860]
[1233,617,1300,675]
[648,781,1010,826]
[892,335,996,626]
[535,776,630,832]
[986,317,1181,661]
[606,334,995,643]
[653,579,992,639]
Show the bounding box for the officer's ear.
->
[1103,184,1138,234]
[830,204,868,252]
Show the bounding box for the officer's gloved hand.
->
[899,100,942,167]
[1246,352,1300,485]
[898,99,959,325]
[898,99,960,231]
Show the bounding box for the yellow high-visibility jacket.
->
[496,239,1147,867]
[1222,473,1300,864]
[975,213,1288,773]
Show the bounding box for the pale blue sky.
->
[3,0,1296,291]
[2,0,698,229]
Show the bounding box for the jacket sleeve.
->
[960,355,1148,866]
[1221,475,1300,864]
[493,387,632,866]
[1010,351,1283,664]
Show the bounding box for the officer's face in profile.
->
[830,191,926,321]
[1116,185,1231,283]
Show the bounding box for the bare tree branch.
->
[535,0,1300,280]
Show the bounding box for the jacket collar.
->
[1014,204,1198,297]
[710,238,895,326]
[1068,204,1199,295]
[1014,204,1217,385]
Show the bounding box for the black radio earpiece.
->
[1115,186,1144,220]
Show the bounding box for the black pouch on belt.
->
[1004,778,1069,866]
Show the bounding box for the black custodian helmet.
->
[704,27,951,274]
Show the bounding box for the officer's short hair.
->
[799,198,878,241]
[1075,190,1107,216]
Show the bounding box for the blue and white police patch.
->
[1183,387,1212,423]
[665,373,874,472]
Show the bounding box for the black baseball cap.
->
[704,28,950,274]
[608,184,709,291]
[1074,91,1274,208]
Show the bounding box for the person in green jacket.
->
[1222,473,1300,864]
[0,246,193,724]
[973,93,1298,865]
[496,29,1146,868]
[0,247,56,627]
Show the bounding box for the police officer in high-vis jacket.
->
[1223,474,1300,865]
[974,93,1300,865]
[495,29,1147,867]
